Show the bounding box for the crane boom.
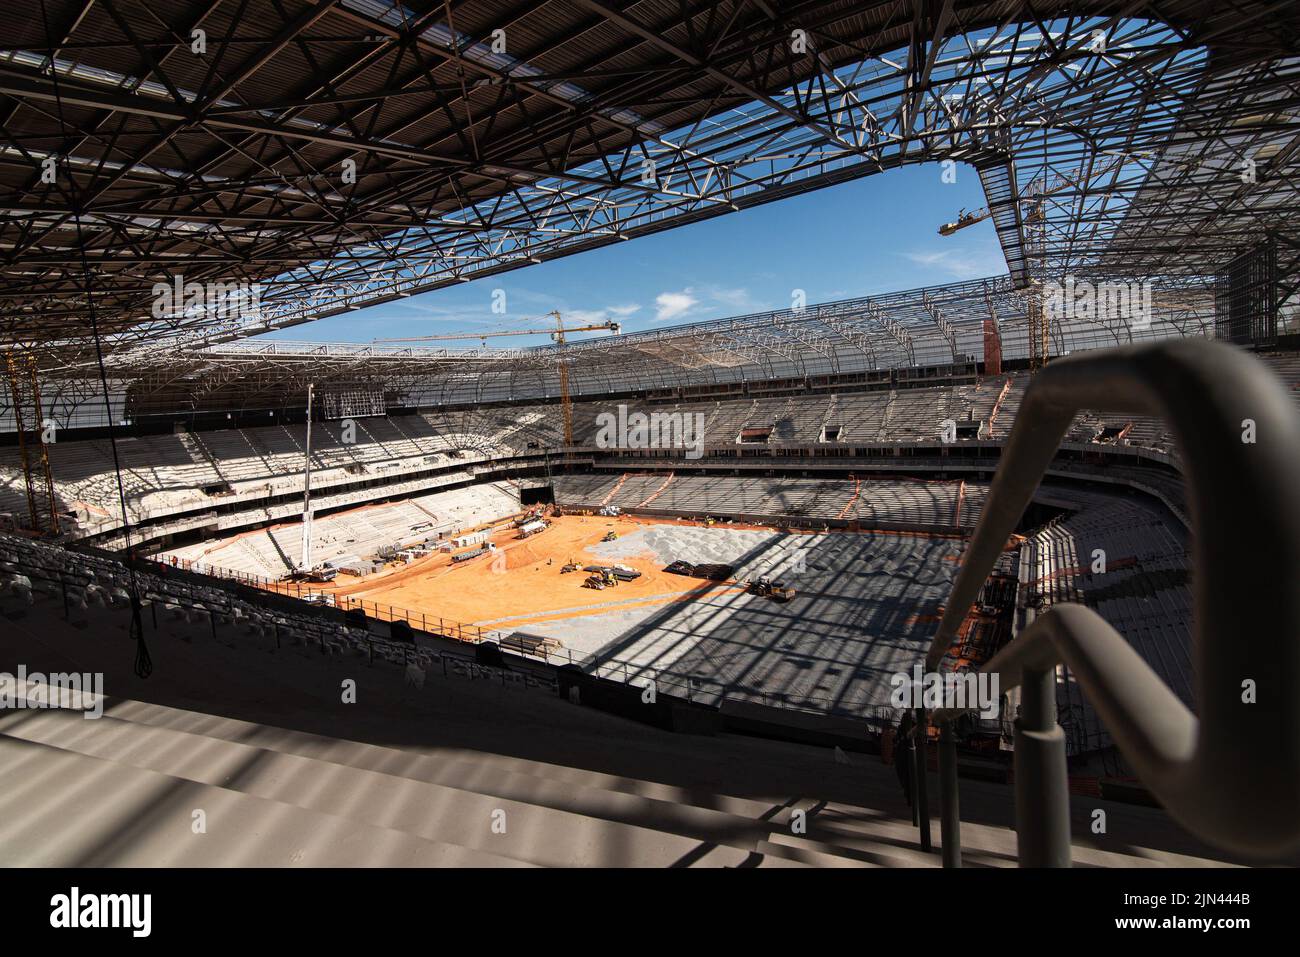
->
[374,324,617,343]
[937,207,991,235]
[374,313,620,344]
[939,169,1082,236]
[374,311,621,447]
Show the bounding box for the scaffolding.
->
[0,3,1292,369]
[4,350,60,534]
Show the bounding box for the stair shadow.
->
[0,598,1272,867]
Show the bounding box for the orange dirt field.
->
[323,514,748,630]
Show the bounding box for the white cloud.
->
[903,247,1007,280]
[654,290,699,322]
[557,304,642,327]
[564,309,610,325]
[710,286,753,308]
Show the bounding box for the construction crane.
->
[374,311,620,447]
[937,207,993,236]
[4,350,60,534]
[374,313,620,347]
[938,168,1082,236]
[939,170,1083,368]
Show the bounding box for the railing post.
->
[939,720,961,868]
[1014,667,1071,867]
[913,707,932,853]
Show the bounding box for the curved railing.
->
[915,339,1300,865]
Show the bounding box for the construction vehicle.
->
[517,519,547,539]
[601,531,618,542]
[584,568,619,589]
[560,562,580,574]
[588,568,619,588]
[452,543,494,564]
[749,577,796,602]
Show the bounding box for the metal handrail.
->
[921,340,1300,864]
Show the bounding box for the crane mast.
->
[375,310,619,448]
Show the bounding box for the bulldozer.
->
[749,577,796,602]
[584,568,619,589]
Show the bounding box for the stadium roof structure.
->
[0,0,1296,385]
[89,271,1217,413]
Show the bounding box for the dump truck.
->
[750,577,796,602]
[517,519,547,539]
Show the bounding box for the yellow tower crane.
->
[938,170,1082,370]
[375,311,621,447]
[4,350,60,534]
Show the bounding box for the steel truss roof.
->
[98,272,1215,413]
[1,0,1296,375]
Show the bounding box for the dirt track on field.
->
[325,514,741,628]
[315,511,971,633]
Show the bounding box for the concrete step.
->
[810,799,1236,867]
[806,805,1014,867]
[107,697,774,815]
[0,735,530,867]
[93,697,876,855]
[765,830,939,868]
[0,599,1243,868]
[0,707,755,868]
[753,838,881,868]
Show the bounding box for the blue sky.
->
[265,160,1004,348]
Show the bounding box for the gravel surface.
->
[588,524,810,578]
[523,525,964,712]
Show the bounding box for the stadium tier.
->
[13,353,1300,541]
[158,483,521,579]
[0,524,1234,868]
[0,346,1239,766]
[554,473,990,531]
[3,0,1299,879]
